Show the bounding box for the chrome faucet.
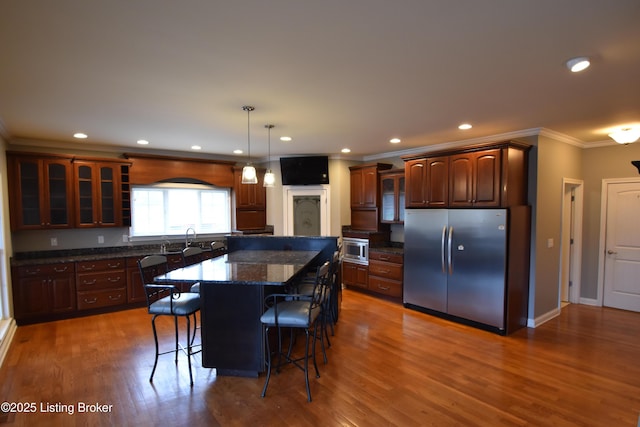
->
[185,227,197,247]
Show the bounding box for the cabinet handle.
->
[379,256,390,261]
[107,262,121,268]
[81,264,96,271]
[107,276,121,282]
[26,268,41,275]
[377,285,391,291]
[83,297,98,304]
[83,279,97,285]
[108,294,122,301]
[53,266,68,273]
[376,269,391,274]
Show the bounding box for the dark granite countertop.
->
[10,244,220,267]
[155,250,320,285]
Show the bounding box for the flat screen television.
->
[279,156,329,185]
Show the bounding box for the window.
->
[130,184,231,237]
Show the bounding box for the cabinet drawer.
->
[369,251,403,264]
[368,260,403,281]
[368,276,402,297]
[16,263,74,277]
[77,287,127,310]
[76,270,126,290]
[76,258,125,272]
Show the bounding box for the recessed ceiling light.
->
[341,148,351,153]
[73,132,88,139]
[280,136,292,142]
[566,57,590,73]
[458,123,472,130]
[390,138,401,144]
[137,139,149,145]
[191,145,201,150]
[233,149,243,154]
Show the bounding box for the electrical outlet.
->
[50,237,58,247]
[98,235,104,244]
[122,234,129,243]
[547,238,554,248]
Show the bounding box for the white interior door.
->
[603,181,640,312]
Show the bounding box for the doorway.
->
[559,179,583,306]
[599,178,640,312]
[283,185,330,236]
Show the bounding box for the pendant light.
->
[264,124,276,187]
[241,105,258,184]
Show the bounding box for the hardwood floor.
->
[1,289,639,426]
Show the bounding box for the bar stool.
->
[260,261,330,402]
[138,255,201,386]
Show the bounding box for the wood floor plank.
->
[1,289,639,426]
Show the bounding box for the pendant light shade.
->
[264,124,275,187]
[241,105,258,184]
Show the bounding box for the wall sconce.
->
[609,128,640,145]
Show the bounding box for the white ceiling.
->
[1,1,639,161]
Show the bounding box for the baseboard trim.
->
[527,307,561,328]
[0,318,17,367]
[579,297,599,306]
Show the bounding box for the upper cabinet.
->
[74,160,130,227]
[405,157,448,208]
[349,163,392,231]
[449,149,501,207]
[7,153,74,231]
[403,141,529,208]
[7,152,131,230]
[350,165,381,208]
[233,166,267,231]
[380,169,405,224]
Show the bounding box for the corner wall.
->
[580,143,640,300]
[530,135,582,321]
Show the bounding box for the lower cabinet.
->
[11,248,224,325]
[12,263,76,321]
[76,258,127,310]
[367,250,403,298]
[342,261,368,289]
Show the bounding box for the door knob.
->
[607,250,618,255]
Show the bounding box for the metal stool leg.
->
[150,315,160,383]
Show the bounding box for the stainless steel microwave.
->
[342,237,369,265]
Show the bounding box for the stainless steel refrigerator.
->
[403,207,530,334]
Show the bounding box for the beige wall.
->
[529,136,582,319]
[580,143,640,299]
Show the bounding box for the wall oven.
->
[342,237,369,265]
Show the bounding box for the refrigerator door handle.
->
[448,226,454,275]
[440,225,447,273]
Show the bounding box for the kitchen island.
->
[154,235,338,377]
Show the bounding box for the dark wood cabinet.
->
[76,258,127,310]
[233,166,267,231]
[350,165,380,208]
[7,153,74,231]
[74,161,126,227]
[12,263,76,321]
[403,141,529,209]
[342,261,368,289]
[449,149,501,207]
[349,163,392,231]
[380,169,405,223]
[368,251,403,298]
